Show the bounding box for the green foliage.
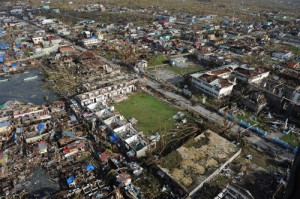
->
[148,55,168,67]
[184,136,209,148]
[280,133,300,147]
[160,150,182,171]
[211,175,230,189]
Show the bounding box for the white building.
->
[135,60,148,68]
[191,73,234,99]
[83,31,91,38]
[41,19,55,25]
[10,9,23,14]
[170,57,187,67]
[32,36,44,44]
[190,65,238,99]
[97,32,105,40]
[83,38,100,47]
[291,91,300,105]
[207,67,233,79]
[75,80,137,107]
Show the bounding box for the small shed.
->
[170,57,188,67]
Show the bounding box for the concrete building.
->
[41,18,55,25]
[32,36,44,44]
[191,73,234,99]
[240,91,268,113]
[170,57,187,67]
[135,60,148,68]
[215,184,254,199]
[83,38,100,47]
[272,51,293,60]
[75,79,138,107]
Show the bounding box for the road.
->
[11,52,50,63]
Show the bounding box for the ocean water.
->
[0,70,60,105]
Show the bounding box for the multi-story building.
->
[190,65,237,98]
[191,73,234,99]
[75,79,138,107]
[272,51,293,60]
[82,38,100,47]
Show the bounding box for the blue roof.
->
[109,133,119,143]
[70,115,77,122]
[42,5,50,9]
[0,121,10,127]
[62,131,75,137]
[37,123,45,132]
[86,164,95,171]
[16,127,23,133]
[0,44,9,49]
[10,134,17,141]
[67,176,74,184]
[10,63,17,67]
[1,65,7,69]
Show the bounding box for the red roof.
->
[79,51,96,60]
[234,67,269,77]
[199,74,232,88]
[59,46,74,53]
[63,141,85,154]
[100,152,109,163]
[210,68,231,76]
[159,20,169,23]
[286,62,297,68]
[199,74,218,83]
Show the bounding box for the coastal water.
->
[0,70,60,105]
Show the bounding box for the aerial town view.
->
[0,0,300,198]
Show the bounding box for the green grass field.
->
[280,133,300,147]
[148,55,168,66]
[235,111,270,131]
[114,92,178,135]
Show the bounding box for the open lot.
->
[166,64,205,75]
[147,63,205,85]
[159,130,240,195]
[114,92,178,135]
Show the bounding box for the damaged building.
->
[248,78,300,119]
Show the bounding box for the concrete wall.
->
[240,98,267,113]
